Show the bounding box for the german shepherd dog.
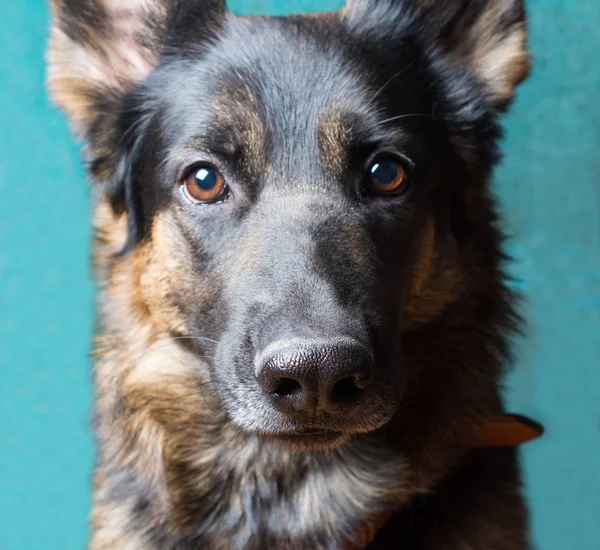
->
[48,0,533,547]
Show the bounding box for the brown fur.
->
[318,109,355,180]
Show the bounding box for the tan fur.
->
[404,219,465,329]
[453,8,530,102]
[211,80,271,179]
[409,216,436,297]
[318,110,354,179]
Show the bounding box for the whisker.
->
[374,112,437,127]
[370,61,416,103]
[173,336,219,344]
[176,379,218,400]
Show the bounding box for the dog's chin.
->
[227,409,392,452]
[261,430,351,452]
[222,387,401,452]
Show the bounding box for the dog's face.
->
[49,0,528,452]
[147,19,443,448]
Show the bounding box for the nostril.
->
[331,375,365,404]
[272,377,302,398]
[255,337,374,413]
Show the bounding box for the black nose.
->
[254,337,374,415]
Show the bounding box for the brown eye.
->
[369,159,407,194]
[182,166,228,203]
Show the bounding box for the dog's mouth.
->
[223,379,403,452]
[261,428,349,451]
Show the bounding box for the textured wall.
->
[0,1,598,548]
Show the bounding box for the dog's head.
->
[49,0,528,452]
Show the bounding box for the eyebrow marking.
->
[182,137,208,150]
[318,108,355,179]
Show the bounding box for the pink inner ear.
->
[111,37,155,82]
[99,0,160,82]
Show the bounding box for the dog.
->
[48,0,535,548]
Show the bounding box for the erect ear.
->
[48,0,226,136]
[341,0,530,107]
[49,0,164,136]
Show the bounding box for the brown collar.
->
[343,414,543,549]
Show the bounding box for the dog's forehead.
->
[157,16,381,165]
[212,16,372,112]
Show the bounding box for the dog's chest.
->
[102,439,410,550]
[195,441,409,549]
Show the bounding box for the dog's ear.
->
[48,0,226,135]
[341,0,529,107]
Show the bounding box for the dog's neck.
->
[194,433,412,548]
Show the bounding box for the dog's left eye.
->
[368,159,407,195]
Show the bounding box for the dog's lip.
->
[259,429,347,450]
[260,426,341,437]
[262,428,341,437]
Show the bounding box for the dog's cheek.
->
[104,362,228,528]
[408,216,436,298]
[402,217,466,330]
[135,212,221,336]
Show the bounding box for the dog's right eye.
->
[182,166,229,204]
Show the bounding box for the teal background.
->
[0,0,598,548]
